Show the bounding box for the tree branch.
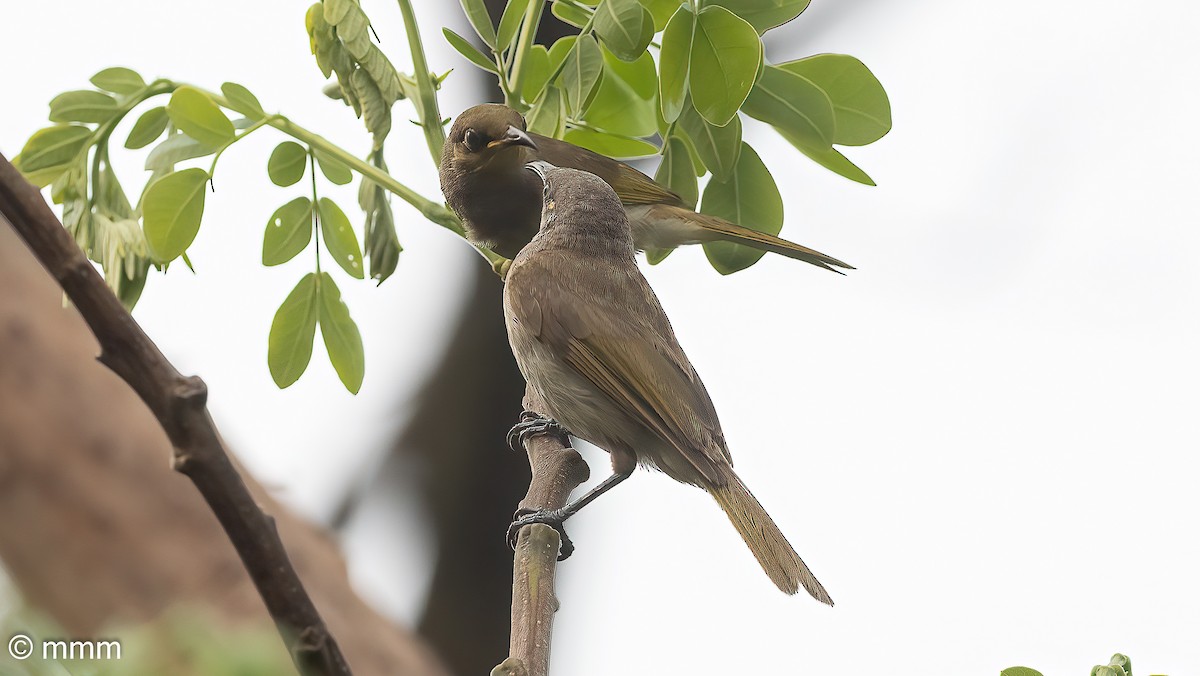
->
[494,388,590,676]
[0,153,352,676]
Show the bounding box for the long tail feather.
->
[709,473,833,604]
[689,210,854,273]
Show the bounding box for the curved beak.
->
[488,125,537,150]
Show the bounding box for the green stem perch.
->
[508,0,546,110]
[201,87,504,268]
[395,0,446,163]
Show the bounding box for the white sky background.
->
[3,1,1199,675]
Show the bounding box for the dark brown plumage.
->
[439,104,852,272]
[503,162,832,601]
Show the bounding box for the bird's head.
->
[444,104,538,175]
[523,161,633,256]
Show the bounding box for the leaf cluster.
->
[445,0,891,273]
[13,0,892,391]
[1003,653,1165,676]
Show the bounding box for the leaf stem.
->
[310,152,322,274]
[175,83,503,267]
[208,116,273,179]
[394,0,446,162]
[508,0,546,110]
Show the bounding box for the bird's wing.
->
[508,254,731,478]
[529,133,686,207]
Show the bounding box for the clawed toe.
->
[506,410,570,452]
[507,508,574,561]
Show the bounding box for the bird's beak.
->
[487,125,537,150]
[525,160,554,184]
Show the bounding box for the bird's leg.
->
[508,449,636,561]
[506,409,570,452]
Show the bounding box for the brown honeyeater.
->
[503,161,832,602]
[440,104,851,273]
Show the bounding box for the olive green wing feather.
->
[529,132,686,207]
[508,254,730,479]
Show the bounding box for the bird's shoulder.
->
[530,133,686,207]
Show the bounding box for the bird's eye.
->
[463,129,484,152]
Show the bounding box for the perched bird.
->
[503,161,832,602]
[440,103,851,273]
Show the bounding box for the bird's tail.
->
[688,209,854,274]
[708,472,833,604]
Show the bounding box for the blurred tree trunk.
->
[402,262,531,675]
[0,218,448,676]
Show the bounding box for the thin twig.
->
[493,388,590,676]
[0,153,352,676]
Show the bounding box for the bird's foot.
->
[507,508,574,561]
[506,410,570,452]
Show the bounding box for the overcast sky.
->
[3,1,1199,674]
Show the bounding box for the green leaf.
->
[443,28,501,74]
[13,125,91,173]
[167,86,235,147]
[267,142,308,187]
[527,86,566,137]
[703,0,810,34]
[324,0,353,24]
[144,133,217,174]
[550,0,590,29]
[142,168,209,262]
[639,0,680,31]
[268,273,319,388]
[688,5,761,126]
[742,65,834,148]
[583,49,657,137]
[314,150,353,185]
[655,135,698,209]
[999,669,1043,676]
[677,102,741,180]
[360,159,402,284]
[497,0,532,51]
[1106,654,1131,676]
[563,128,658,158]
[317,198,365,279]
[548,35,578,74]
[89,67,146,95]
[644,247,673,265]
[317,273,365,393]
[220,82,266,121]
[562,34,604,114]
[124,106,169,149]
[49,90,119,124]
[658,5,693,123]
[350,69,391,149]
[701,142,781,274]
[788,136,875,185]
[594,0,655,61]
[263,197,314,266]
[521,45,553,101]
[460,0,498,50]
[96,162,133,218]
[779,54,891,146]
[20,164,73,189]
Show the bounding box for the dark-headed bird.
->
[440,103,851,273]
[503,161,833,602]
